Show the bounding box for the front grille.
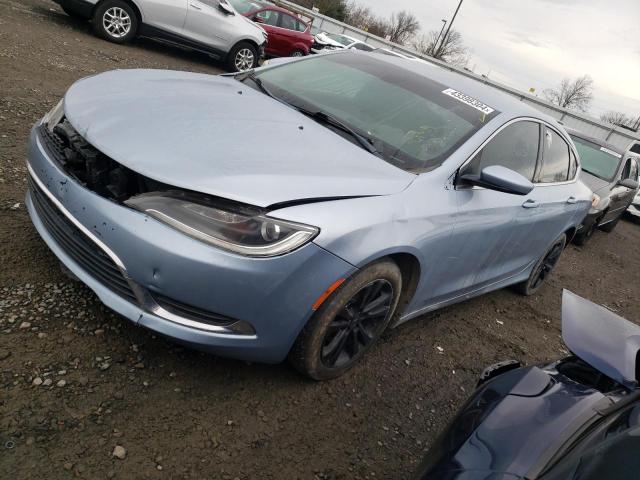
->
[28,175,138,303]
[152,292,235,326]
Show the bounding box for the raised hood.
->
[562,289,640,388]
[62,69,414,208]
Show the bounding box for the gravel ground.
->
[2,1,640,479]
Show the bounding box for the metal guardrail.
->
[278,0,640,152]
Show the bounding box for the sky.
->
[360,0,640,120]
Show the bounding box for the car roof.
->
[565,127,625,155]
[346,51,562,127]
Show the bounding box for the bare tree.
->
[600,111,632,127]
[412,29,469,67]
[543,75,594,112]
[345,2,373,30]
[386,10,420,45]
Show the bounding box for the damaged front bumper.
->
[26,123,355,363]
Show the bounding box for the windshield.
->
[254,54,498,172]
[325,33,353,46]
[571,135,622,181]
[226,0,266,14]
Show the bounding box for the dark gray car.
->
[568,128,639,244]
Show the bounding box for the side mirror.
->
[619,178,639,190]
[218,1,235,15]
[458,165,534,196]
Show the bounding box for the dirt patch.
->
[2,2,640,479]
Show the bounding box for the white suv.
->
[53,0,267,71]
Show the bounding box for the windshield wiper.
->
[293,106,382,157]
[235,70,279,101]
[235,73,381,158]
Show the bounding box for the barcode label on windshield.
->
[600,147,622,158]
[442,88,495,115]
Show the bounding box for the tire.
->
[289,260,402,381]
[573,221,596,246]
[92,0,139,44]
[599,214,621,233]
[290,49,305,57]
[227,42,259,72]
[515,234,566,296]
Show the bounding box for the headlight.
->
[591,193,600,208]
[42,99,64,127]
[125,192,318,257]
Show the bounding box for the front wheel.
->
[290,49,305,57]
[599,214,621,233]
[515,234,566,296]
[289,260,402,380]
[227,42,258,72]
[93,0,139,44]
[573,221,596,246]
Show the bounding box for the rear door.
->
[526,126,580,252]
[443,120,543,299]
[183,0,241,50]
[277,13,309,55]
[139,0,188,35]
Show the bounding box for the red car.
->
[228,0,313,57]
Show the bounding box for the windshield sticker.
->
[442,88,495,115]
[600,146,622,159]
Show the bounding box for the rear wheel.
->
[227,42,258,72]
[289,260,402,380]
[92,1,139,44]
[515,234,566,296]
[290,49,305,57]
[599,214,621,233]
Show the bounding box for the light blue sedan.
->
[26,51,591,379]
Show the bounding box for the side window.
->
[295,20,308,32]
[280,14,297,31]
[539,128,571,183]
[621,158,638,181]
[463,121,540,181]
[568,149,578,180]
[256,9,279,26]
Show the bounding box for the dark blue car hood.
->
[415,291,640,480]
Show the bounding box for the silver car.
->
[53,0,267,71]
[26,52,591,380]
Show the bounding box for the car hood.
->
[62,69,414,208]
[414,365,610,480]
[314,32,345,48]
[580,170,611,195]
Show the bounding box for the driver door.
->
[435,120,543,301]
[603,156,639,224]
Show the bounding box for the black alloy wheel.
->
[530,240,564,289]
[289,259,402,380]
[515,234,566,296]
[320,279,393,368]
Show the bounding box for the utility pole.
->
[432,19,447,56]
[435,0,464,58]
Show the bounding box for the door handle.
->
[566,196,577,204]
[522,199,539,209]
[190,3,202,9]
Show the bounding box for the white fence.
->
[279,0,640,152]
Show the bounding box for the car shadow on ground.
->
[31,3,228,72]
